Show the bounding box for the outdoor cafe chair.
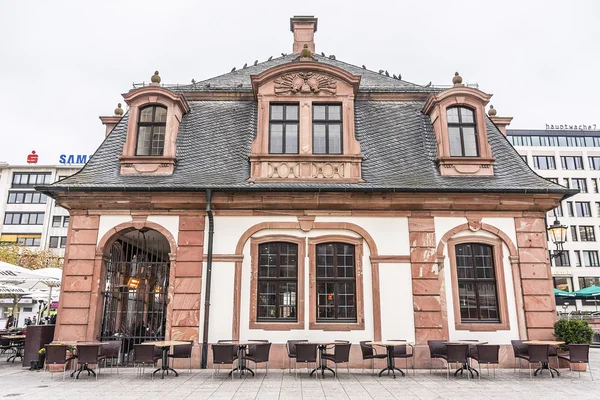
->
[527,344,550,379]
[45,345,70,381]
[427,340,448,375]
[211,343,239,380]
[558,344,593,380]
[168,340,193,373]
[100,341,122,374]
[359,340,387,374]
[445,344,470,380]
[75,344,103,380]
[133,344,160,380]
[511,340,530,375]
[294,343,318,379]
[0,336,14,359]
[322,342,352,378]
[245,342,271,376]
[286,339,308,374]
[390,339,415,376]
[471,345,500,379]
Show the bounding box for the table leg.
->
[229,345,254,377]
[454,362,478,378]
[377,347,405,378]
[533,362,559,378]
[309,346,335,378]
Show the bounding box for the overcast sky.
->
[1,0,598,166]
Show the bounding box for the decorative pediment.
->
[274,72,337,95]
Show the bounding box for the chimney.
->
[100,103,124,137]
[290,16,318,54]
[487,105,513,136]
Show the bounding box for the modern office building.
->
[507,129,600,309]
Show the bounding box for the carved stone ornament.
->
[468,218,482,232]
[274,72,337,95]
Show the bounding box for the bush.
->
[553,319,594,349]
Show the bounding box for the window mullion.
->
[275,244,281,318]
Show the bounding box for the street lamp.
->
[548,219,568,259]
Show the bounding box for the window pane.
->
[285,105,298,121]
[449,127,462,156]
[328,105,341,120]
[270,124,283,153]
[136,126,152,155]
[155,107,167,123]
[328,124,342,154]
[257,282,277,319]
[317,244,334,278]
[279,282,297,318]
[336,282,355,319]
[447,108,459,123]
[285,124,298,153]
[151,126,165,156]
[459,283,478,320]
[462,127,478,156]
[460,108,474,123]
[313,124,326,154]
[478,283,498,320]
[313,105,326,120]
[271,105,284,120]
[140,107,154,122]
[317,282,335,319]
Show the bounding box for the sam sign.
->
[59,154,93,165]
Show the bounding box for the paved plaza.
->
[1,351,597,400]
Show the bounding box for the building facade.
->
[507,129,600,310]
[39,16,571,368]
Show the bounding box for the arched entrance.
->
[99,228,171,362]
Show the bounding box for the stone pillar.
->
[170,214,205,367]
[409,215,447,367]
[515,216,556,339]
[55,213,100,342]
[290,16,317,53]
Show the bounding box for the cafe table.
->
[523,340,565,377]
[444,341,488,378]
[69,342,109,379]
[4,335,26,363]
[142,340,189,379]
[304,342,337,378]
[368,341,413,378]
[217,341,267,377]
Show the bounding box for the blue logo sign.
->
[59,154,93,165]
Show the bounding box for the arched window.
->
[136,106,167,156]
[316,242,356,321]
[257,242,298,321]
[447,106,478,157]
[455,243,499,322]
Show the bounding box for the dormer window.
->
[269,104,299,154]
[136,106,167,156]
[313,104,342,154]
[447,106,478,157]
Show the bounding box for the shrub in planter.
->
[554,319,594,371]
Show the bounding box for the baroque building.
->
[39,16,573,368]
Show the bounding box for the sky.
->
[1,0,598,166]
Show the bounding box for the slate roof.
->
[40,54,571,196]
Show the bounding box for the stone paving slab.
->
[0,350,598,399]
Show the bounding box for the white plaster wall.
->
[97,215,132,245]
[202,261,235,342]
[434,217,520,343]
[315,216,410,256]
[147,215,179,246]
[379,263,415,342]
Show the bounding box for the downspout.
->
[201,189,214,369]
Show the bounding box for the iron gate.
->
[99,229,170,364]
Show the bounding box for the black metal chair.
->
[322,342,352,378]
[245,342,271,376]
[558,344,593,380]
[286,339,308,374]
[75,344,103,380]
[0,336,14,359]
[511,340,530,375]
[294,343,318,379]
[133,344,160,380]
[427,340,448,375]
[100,341,122,374]
[359,341,387,374]
[445,344,470,380]
[390,339,414,376]
[168,340,194,373]
[211,344,239,380]
[45,345,70,381]
[471,344,500,379]
[527,344,550,379]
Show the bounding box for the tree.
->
[0,243,63,270]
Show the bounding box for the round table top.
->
[3,335,26,339]
[523,340,565,346]
[368,341,412,347]
[214,341,269,345]
[445,341,489,345]
[142,340,191,347]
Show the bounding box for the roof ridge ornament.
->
[114,103,124,116]
[150,71,161,86]
[300,44,312,59]
[488,105,497,116]
[452,72,464,87]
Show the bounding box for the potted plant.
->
[553,319,594,371]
